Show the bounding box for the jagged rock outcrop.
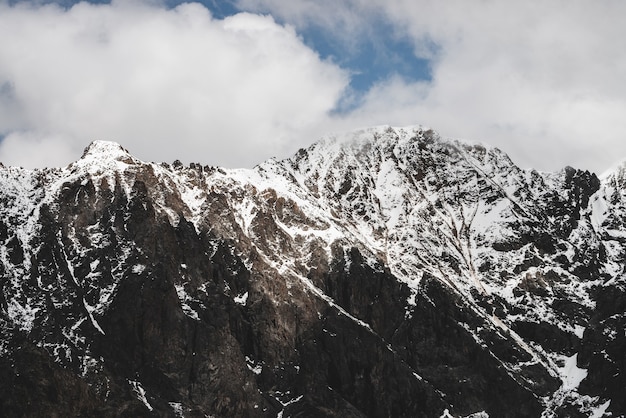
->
[0,126,624,417]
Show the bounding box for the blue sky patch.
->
[292,16,432,113]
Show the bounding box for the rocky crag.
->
[0,126,624,417]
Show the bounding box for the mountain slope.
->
[0,126,623,417]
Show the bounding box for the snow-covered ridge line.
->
[0,125,623,417]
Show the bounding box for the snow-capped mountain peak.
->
[0,126,623,418]
[73,140,138,170]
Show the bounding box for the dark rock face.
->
[0,129,625,417]
[0,326,104,417]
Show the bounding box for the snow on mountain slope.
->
[0,128,624,417]
[261,126,621,414]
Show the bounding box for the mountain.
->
[0,126,624,417]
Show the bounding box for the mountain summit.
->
[0,126,623,417]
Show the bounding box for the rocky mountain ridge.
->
[0,125,624,417]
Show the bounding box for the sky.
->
[1,0,625,173]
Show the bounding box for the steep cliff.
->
[0,126,623,417]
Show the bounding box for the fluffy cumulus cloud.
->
[240,0,626,173]
[0,0,348,168]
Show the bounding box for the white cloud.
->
[370,0,626,172]
[2,0,626,174]
[0,0,348,168]
[239,0,626,173]
[0,131,76,169]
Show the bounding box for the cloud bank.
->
[0,1,348,168]
[1,0,626,173]
[240,0,626,172]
